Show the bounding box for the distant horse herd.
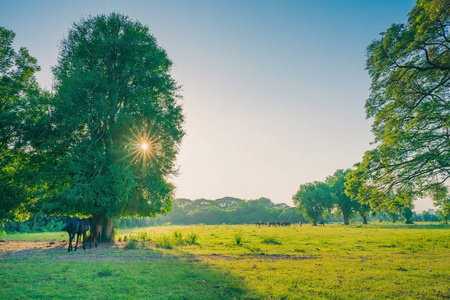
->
[255,221,325,226]
[255,221,293,226]
[62,217,102,252]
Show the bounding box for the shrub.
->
[185,232,199,245]
[234,230,243,245]
[172,230,183,246]
[137,232,152,241]
[155,235,172,249]
[125,238,139,249]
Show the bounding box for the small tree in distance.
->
[326,169,359,225]
[292,182,332,226]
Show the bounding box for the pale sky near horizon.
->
[1,0,435,211]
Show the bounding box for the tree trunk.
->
[94,215,114,242]
[312,219,318,226]
[343,211,349,225]
[104,217,114,241]
[362,215,368,224]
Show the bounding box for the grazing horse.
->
[89,219,102,248]
[62,218,90,252]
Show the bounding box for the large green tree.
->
[0,27,44,227]
[292,181,332,226]
[44,13,184,240]
[326,169,359,225]
[346,0,450,209]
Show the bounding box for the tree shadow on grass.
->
[0,241,264,299]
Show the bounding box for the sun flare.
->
[117,125,160,168]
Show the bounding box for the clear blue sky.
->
[1,0,433,211]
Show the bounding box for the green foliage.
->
[123,231,152,248]
[0,26,47,225]
[124,238,139,249]
[172,230,183,245]
[401,207,414,224]
[185,232,199,245]
[234,230,244,245]
[155,234,174,249]
[151,230,193,249]
[293,182,333,226]
[119,197,307,226]
[347,0,450,210]
[2,213,68,233]
[40,13,184,238]
[326,169,362,225]
[136,232,152,242]
[434,197,450,224]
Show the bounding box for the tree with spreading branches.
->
[42,13,184,240]
[346,0,450,211]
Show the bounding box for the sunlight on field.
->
[1,223,449,299]
[118,223,450,299]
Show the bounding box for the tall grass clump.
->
[261,235,281,245]
[172,230,183,245]
[125,238,139,249]
[154,231,199,249]
[234,230,244,246]
[155,234,173,249]
[185,232,199,245]
[123,231,152,249]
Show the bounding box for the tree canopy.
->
[41,13,184,239]
[0,27,44,225]
[346,0,450,210]
[326,169,360,225]
[292,181,332,226]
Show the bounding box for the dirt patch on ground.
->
[0,240,67,252]
[0,240,125,258]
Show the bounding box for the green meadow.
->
[1,223,449,299]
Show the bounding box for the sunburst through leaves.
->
[119,126,160,169]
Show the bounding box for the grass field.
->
[1,223,449,299]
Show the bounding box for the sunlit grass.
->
[1,223,449,299]
[116,223,450,299]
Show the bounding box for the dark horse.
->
[62,218,90,252]
[89,219,102,248]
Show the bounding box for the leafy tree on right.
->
[345,0,450,216]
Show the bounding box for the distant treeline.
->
[118,197,444,228]
[2,197,444,233]
[119,197,307,228]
